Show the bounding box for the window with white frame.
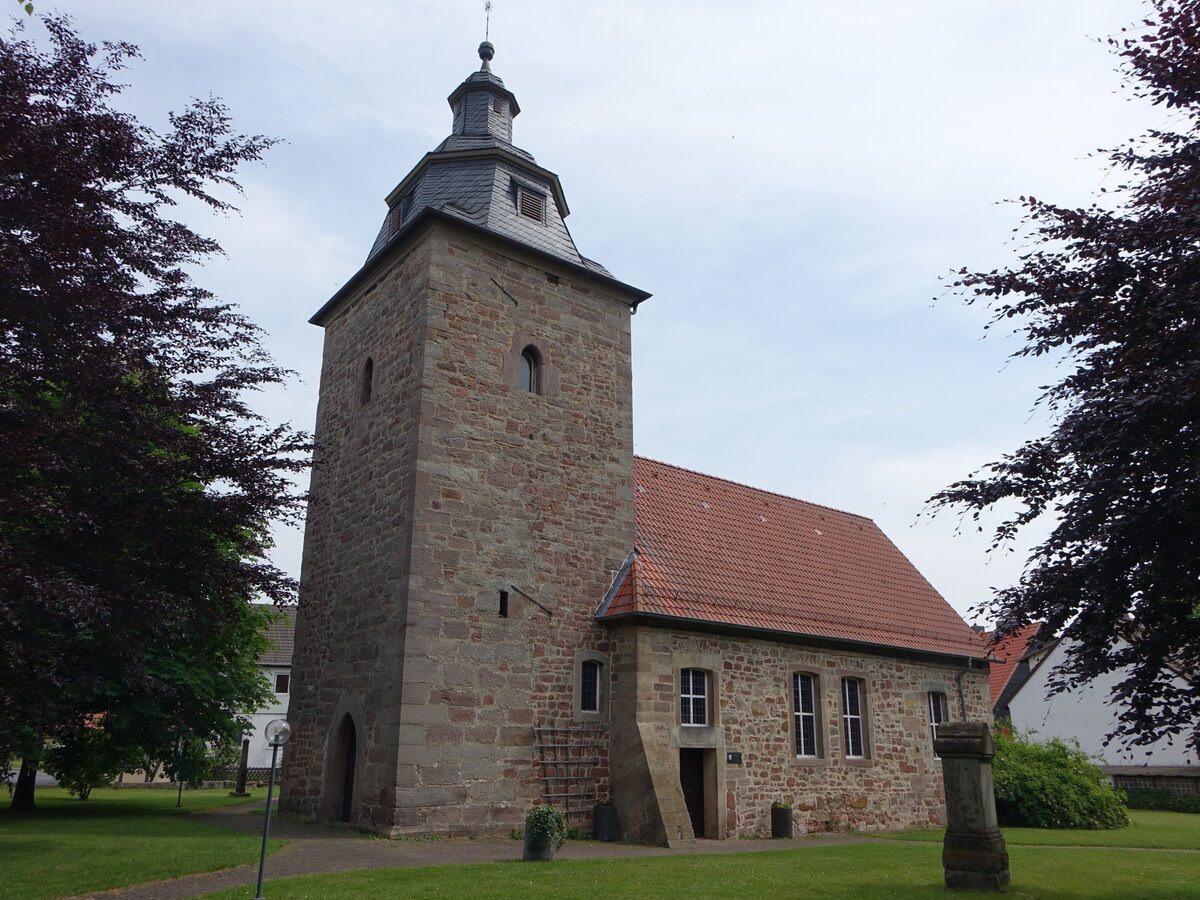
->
[274,672,290,694]
[928,691,947,751]
[580,659,601,714]
[680,668,709,726]
[793,672,819,757]
[841,677,866,758]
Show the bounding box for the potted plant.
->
[593,797,618,842]
[771,799,794,839]
[522,804,568,861]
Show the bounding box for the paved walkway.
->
[76,801,878,900]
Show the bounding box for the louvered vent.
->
[518,188,545,223]
[492,97,504,114]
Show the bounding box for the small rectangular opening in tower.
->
[499,590,509,618]
[517,187,545,223]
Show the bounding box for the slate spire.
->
[363,43,621,279]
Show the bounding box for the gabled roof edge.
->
[594,550,636,619]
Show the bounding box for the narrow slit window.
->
[499,590,509,618]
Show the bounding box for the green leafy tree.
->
[992,727,1128,829]
[930,0,1200,753]
[0,18,308,809]
[42,716,141,800]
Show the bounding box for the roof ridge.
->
[633,455,874,523]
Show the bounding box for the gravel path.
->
[73,801,877,900]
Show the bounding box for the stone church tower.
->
[281,43,649,835]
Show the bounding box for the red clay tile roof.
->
[981,623,1043,705]
[601,457,988,659]
[259,606,296,667]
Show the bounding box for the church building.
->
[280,43,991,844]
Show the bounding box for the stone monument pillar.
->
[934,722,1010,891]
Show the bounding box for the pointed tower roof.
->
[365,44,603,272]
[312,43,649,325]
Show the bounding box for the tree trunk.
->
[10,758,37,811]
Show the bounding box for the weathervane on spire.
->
[479,1,495,71]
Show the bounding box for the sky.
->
[15,0,1172,623]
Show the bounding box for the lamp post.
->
[253,718,291,900]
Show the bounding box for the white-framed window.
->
[680,668,709,726]
[793,672,819,758]
[928,691,947,751]
[274,673,290,694]
[841,677,866,758]
[580,659,601,713]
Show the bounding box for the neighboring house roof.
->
[599,457,988,660]
[259,606,296,666]
[982,623,1044,707]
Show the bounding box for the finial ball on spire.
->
[479,41,495,62]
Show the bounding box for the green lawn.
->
[197,841,1200,899]
[2,794,1197,900]
[882,809,1200,850]
[0,787,276,900]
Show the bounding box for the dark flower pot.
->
[594,804,619,842]
[522,832,556,861]
[771,805,793,839]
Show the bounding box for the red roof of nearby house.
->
[981,623,1043,705]
[260,606,296,666]
[601,457,988,659]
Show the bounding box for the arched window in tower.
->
[519,345,542,394]
[360,357,374,406]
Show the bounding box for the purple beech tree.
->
[931,0,1200,753]
[0,17,309,809]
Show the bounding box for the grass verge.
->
[196,841,1200,899]
[881,809,1200,849]
[0,787,276,900]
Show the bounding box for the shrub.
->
[43,719,140,800]
[1122,788,1200,814]
[992,727,1128,829]
[523,805,568,849]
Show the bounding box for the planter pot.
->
[771,805,794,839]
[594,804,619,842]
[522,833,556,861]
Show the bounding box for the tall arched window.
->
[580,659,601,713]
[519,345,542,394]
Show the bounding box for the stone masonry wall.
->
[389,225,636,835]
[611,623,991,842]
[281,233,432,827]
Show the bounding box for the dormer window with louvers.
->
[517,185,546,223]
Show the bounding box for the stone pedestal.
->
[935,722,1010,891]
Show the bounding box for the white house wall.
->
[1008,640,1196,767]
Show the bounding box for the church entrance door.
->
[679,748,707,838]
